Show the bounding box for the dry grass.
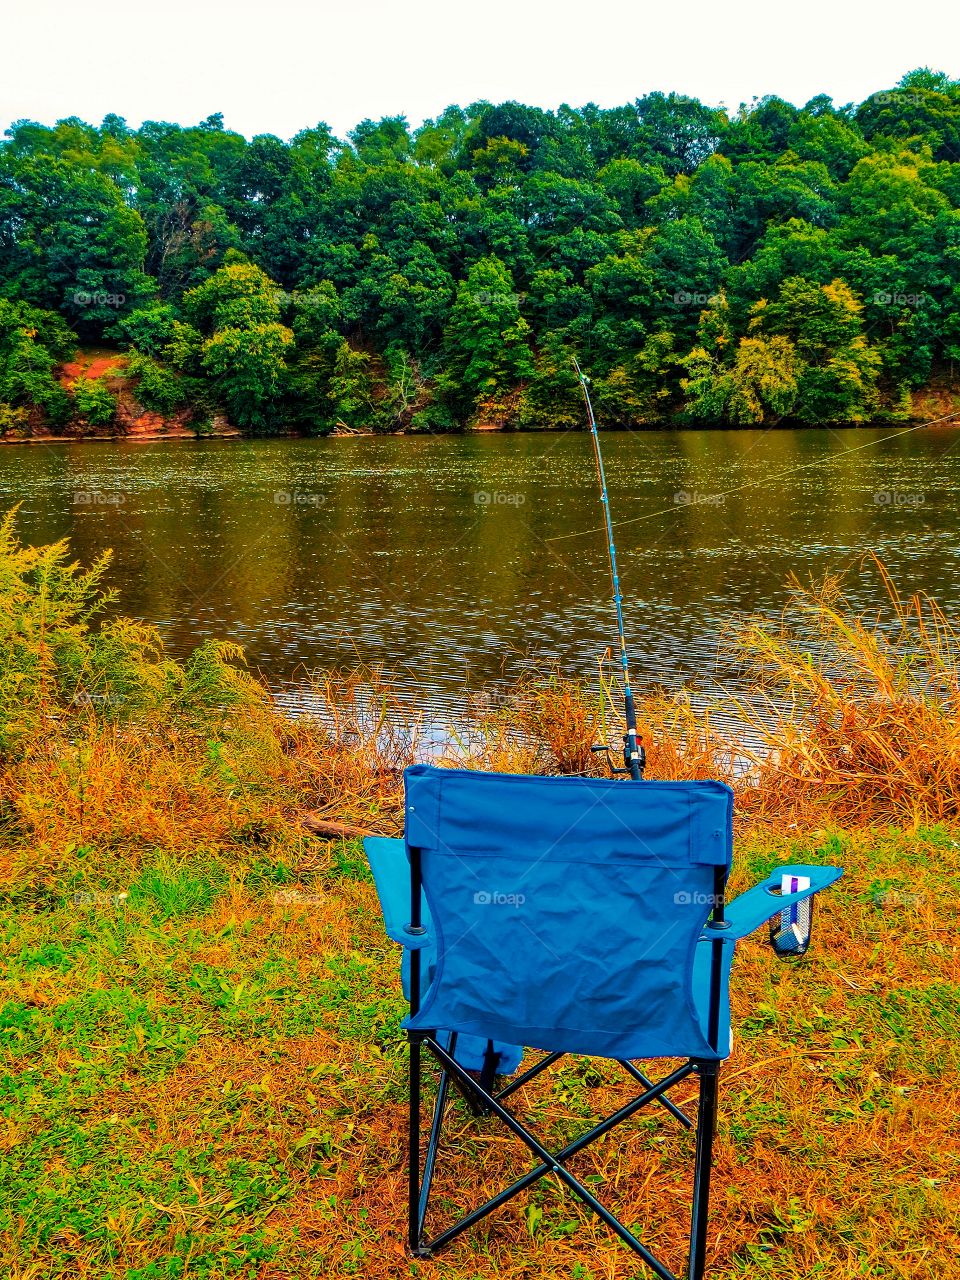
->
[283,665,421,836]
[731,554,960,828]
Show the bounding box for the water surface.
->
[3,426,958,713]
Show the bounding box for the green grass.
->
[1,828,958,1279]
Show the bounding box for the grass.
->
[732,555,960,828]
[3,830,958,1279]
[1,517,959,1278]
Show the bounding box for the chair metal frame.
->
[405,847,731,1280]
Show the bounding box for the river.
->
[4,425,959,717]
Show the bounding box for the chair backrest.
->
[403,765,734,1061]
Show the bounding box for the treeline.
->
[1,68,960,434]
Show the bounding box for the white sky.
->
[3,0,959,141]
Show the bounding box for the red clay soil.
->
[60,350,128,382]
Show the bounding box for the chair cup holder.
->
[768,892,814,958]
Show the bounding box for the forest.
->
[1,67,959,435]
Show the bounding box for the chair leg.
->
[426,1036,682,1280]
[688,1061,719,1280]
[409,1033,424,1255]
[410,1031,456,1256]
[418,1035,455,1241]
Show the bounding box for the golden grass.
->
[731,554,960,828]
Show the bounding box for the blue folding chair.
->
[364,764,842,1280]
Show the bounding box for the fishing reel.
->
[591,734,646,778]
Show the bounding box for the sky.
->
[3,0,960,141]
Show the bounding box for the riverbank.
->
[1,347,959,445]
[0,523,958,1277]
[0,348,243,444]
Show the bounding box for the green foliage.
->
[0,510,263,753]
[0,72,959,429]
[0,299,75,426]
[184,260,293,432]
[125,351,190,415]
[517,337,582,429]
[685,333,799,424]
[327,341,379,430]
[441,258,534,419]
[71,377,118,426]
[685,280,881,424]
[116,301,181,356]
[756,278,881,422]
[0,404,30,436]
[0,151,151,338]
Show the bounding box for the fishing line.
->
[548,406,960,545]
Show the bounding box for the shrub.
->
[71,376,118,426]
[732,555,960,826]
[126,351,188,415]
[115,301,181,356]
[0,301,76,426]
[0,404,30,436]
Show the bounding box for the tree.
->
[117,301,182,355]
[517,335,582,429]
[440,258,534,418]
[0,152,151,339]
[0,299,74,425]
[699,279,882,423]
[327,341,380,430]
[183,258,293,431]
[684,333,799,424]
[856,74,960,163]
[199,323,293,432]
[633,92,727,175]
[597,158,668,227]
[0,83,956,431]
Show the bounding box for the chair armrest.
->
[707,863,843,941]
[363,837,433,950]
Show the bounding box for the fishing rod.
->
[573,357,645,782]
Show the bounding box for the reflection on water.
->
[3,426,959,715]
